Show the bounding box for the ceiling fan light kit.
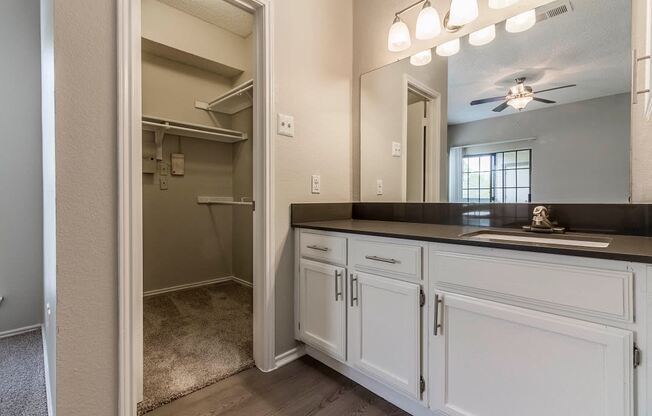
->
[470,77,576,113]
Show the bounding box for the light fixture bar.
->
[395,0,428,17]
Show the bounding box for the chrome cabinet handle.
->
[350,274,359,307]
[433,293,443,336]
[632,49,651,105]
[365,255,400,264]
[307,244,329,252]
[334,270,343,301]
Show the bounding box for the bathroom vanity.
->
[293,214,652,416]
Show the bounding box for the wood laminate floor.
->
[146,355,409,416]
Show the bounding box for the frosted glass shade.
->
[388,18,411,52]
[416,4,442,40]
[507,95,533,110]
[410,49,433,66]
[488,0,520,9]
[469,24,496,46]
[449,0,479,26]
[506,9,536,33]
[436,38,460,57]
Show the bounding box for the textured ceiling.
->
[448,0,631,124]
[158,0,253,38]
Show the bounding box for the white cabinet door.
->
[430,292,633,416]
[299,259,347,361]
[349,272,421,399]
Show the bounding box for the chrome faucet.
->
[522,206,565,234]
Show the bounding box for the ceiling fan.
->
[470,77,577,112]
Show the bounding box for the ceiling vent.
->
[536,1,574,23]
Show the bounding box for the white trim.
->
[0,324,42,340]
[143,276,253,297]
[40,325,54,416]
[117,0,275,414]
[231,275,254,288]
[450,136,537,150]
[274,345,306,368]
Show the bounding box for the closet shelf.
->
[195,79,253,115]
[197,196,254,207]
[142,115,247,160]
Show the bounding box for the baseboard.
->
[275,345,306,368]
[144,276,253,297]
[305,346,435,416]
[0,323,42,339]
[230,275,253,288]
[40,325,54,416]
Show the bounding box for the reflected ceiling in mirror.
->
[360,0,632,204]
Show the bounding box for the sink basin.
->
[461,230,612,248]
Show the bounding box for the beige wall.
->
[232,108,254,284]
[53,0,118,413]
[274,0,353,354]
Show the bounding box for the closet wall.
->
[142,0,253,293]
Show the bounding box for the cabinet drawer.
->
[351,238,422,280]
[300,232,347,265]
[431,250,634,323]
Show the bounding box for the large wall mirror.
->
[360,0,632,203]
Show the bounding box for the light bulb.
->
[436,38,460,57]
[410,49,432,66]
[448,0,479,26]
[387,16,411,52]
[469,24,496,46]
[506,9,536,33]
[416,1,442,40]
[507,95,533,110]
[488,0,520,9]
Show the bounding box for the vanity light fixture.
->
[416,0,442,40]
[436,38,460,57]
[505,9,536,33]
[410,49,433,66]
[469,24,496,46]
[448,0,479,26]
[488,0,520,9]
[388,15,412,52]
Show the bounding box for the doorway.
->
[117,0,275,415]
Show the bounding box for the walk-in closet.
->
[139,0,255,413]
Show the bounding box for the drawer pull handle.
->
[334,270,343,301]
[350,274,359,307]
[307,244,329,252]
[433,294,443,336]
[365,255,400,264]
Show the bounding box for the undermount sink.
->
[461,230,612,248]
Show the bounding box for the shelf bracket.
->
[154,128,166,161]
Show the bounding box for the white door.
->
[299,259,346,361]
[349,272,421,398]
[430,292,633,416]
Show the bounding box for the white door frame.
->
[401,75,442,202]
[117,0,276,414]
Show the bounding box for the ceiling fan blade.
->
[533,97,556,104]
[470,96,506,106]
[533,84,577,94]
[492,102,509,112]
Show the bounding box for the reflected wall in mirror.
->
[360,0,632,203]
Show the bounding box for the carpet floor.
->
[139,282,254,414]
[0,329,48,416]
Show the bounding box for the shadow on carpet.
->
[138,282,254,415]
[0,329,48,416]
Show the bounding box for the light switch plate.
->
[392,141,402,157]
[376,179,383,195]
[311,175,321,194]
[278,113,295,137]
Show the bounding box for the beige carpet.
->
[139,282,254,414]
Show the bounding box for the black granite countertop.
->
[293,219,652,263]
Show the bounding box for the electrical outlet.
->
[392,141,402,157]
[278,113,295,137]
[158,161,169,176]
[160,176,169,190]
[376,179,384,195]
[311,175,321,194]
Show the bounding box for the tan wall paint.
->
[273,0,353,354]
[232,108,254,284]
[53,0,118,413]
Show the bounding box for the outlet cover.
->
[311,175,321,194]
[160,176,169,190]
[376,179,383,195]
[392,141,402,157]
